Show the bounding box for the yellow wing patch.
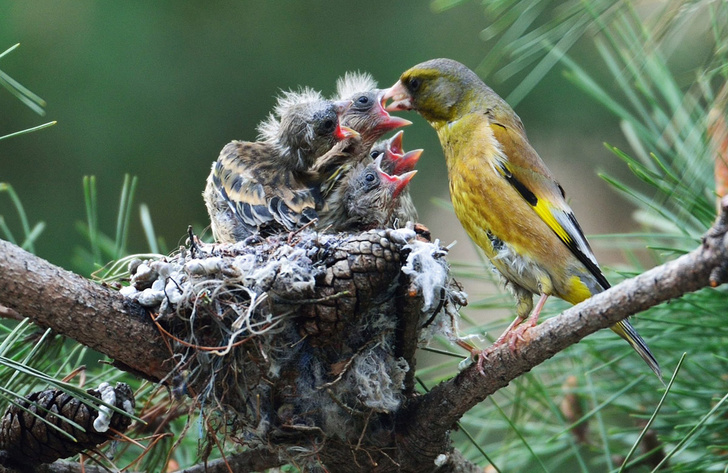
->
[531,199,572,246]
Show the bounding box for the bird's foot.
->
[473,316,527,374]
[453,338,493,374]
[475,348,491,375]
[506,322,533,352]
[476,342,504,375]
[475,321,539,373]
[502,294,546,351]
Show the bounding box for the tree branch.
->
[0,240,171,382]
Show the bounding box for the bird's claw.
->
[474,324,533,374]
[475,342,504,375]
[507,323,531,352]
[476,348,492,375]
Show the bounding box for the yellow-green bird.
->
[383,58,661,379]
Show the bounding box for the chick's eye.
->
[409,78,421,91]
[357,96,369,105]
[370,150,381,159]
[365,172,376,183]
[322,119,335,132]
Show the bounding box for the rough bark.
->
[0,240,171,381]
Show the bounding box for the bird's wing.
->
[319,163,354,200]
[265,181,319,230]
[490,122,610,290]
[213,142,318,232]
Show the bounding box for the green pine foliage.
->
[0,46,178,471]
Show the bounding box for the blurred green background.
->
[0,1,650,274]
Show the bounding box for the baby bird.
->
[204,88,357,242]
[317,155,416,232]
[384,58,661,379]
[374,130,423,176]
[370,131,422,228]
[310,72,413,200]
[311,73,413,218]
[335,71,412,149]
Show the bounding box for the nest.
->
[121,227,466,461]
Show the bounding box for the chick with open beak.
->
[317,154,416,232]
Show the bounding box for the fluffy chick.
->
[204,88,356,242]
[335,71,411,149]
[317,155,416,232]
[307,73,413,225]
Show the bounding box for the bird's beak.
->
[335,124,359,141]
[387,130,405,156]
[373,90,412,131]
[377,159,417,199]
[382,81,413,112]
[390,170,417,198]
[373,153,384,169]
[393,149,423,175]
[332,99,353,114]
[383,130,422,174]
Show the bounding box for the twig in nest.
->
[325,388,369,417]
[421,286,447,329]
[272,290,351,305]
[187,225,201,258]
[287,218,319,245]
[355,410,374,452]
[279,424,326,435]
[151,311,263,352]
[316,337,384,390]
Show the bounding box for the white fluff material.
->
[335,71,378,99]
[93,382,116,433]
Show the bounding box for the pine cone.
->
[0,382,135,467]
[298,229,403,342]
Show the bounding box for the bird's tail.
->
[610,319,663,383]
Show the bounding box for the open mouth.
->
[375,89,412,130]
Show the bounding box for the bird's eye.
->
[323,119,335,131]
[357,96,369,105]
[370,150,381,159]
[365,172,376,183]
[409,78,421,91]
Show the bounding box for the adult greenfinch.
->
[383,58,661,379]
[204,89,358,242]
